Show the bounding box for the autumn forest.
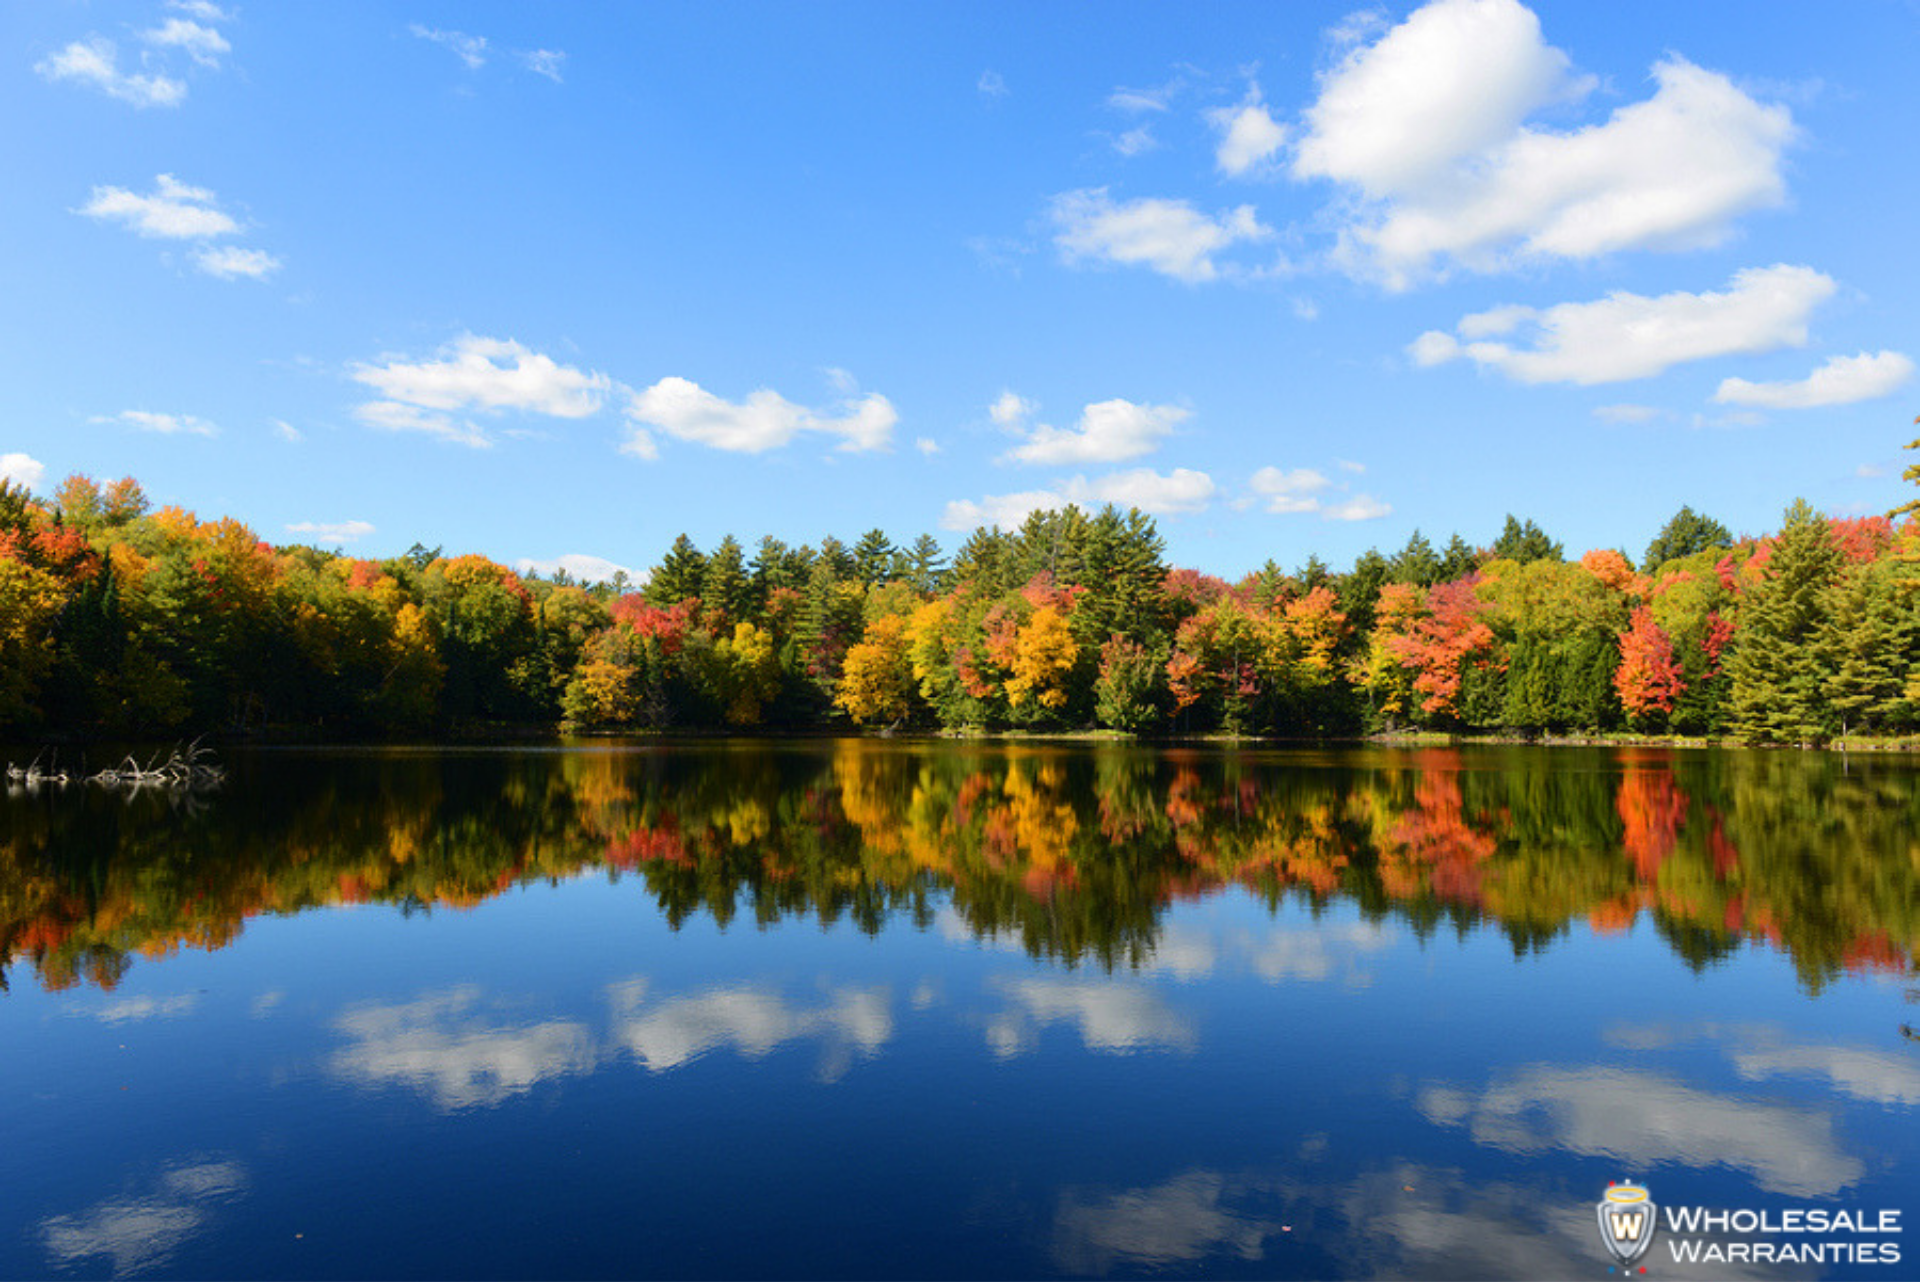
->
[2,447,1919,746]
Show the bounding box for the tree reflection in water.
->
[2,742,1914,995]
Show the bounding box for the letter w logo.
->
[1608,1210,1646,1242]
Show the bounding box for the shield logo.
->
[1596,1183,1657,1263]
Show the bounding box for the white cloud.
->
[287,520,375,544]
[624,375,896,456]
[914,437,940,456]
[1410,264,1835,385]
[520,49,565,82]
[1335,458,1365,473]
[978,69,1008,98]
[97,410,218,437]
[1,452,46,490]
[1593,403,1663,424]
[143,18,229,68]
[330,987,595,1111]
[1112,125,1158,158]
[1002,397,1188,465]
[169,1,232,19]
[352,335,612,448]
[1419,1063,1863,1197]
[1324,494,1393,521]
[942,468,1216,530]
[194,245,280,280]
[608,981,891,1082]
[1714,350,1914,410]
[985,977,1195,1059]
[1296,0,1578,197]
[1051,188,1270,284]
[989,390,1035,428]
[1295,0,1793,285]
[515,553,642,585]
[411,24,487,70]
[79,174,238,239]
[1207,86,1288,177]
[1108,81,1179,113]
[355,400,489,448]
[41,1161,248,1278]
[34,37,187,108]
[69,994,201,1023]
[1053,1170,1279,1275]
[1249,466,1331,514]
[1856,462,1887,479]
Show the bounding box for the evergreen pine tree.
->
[1728,500,1843,743]
[648,534,707,606]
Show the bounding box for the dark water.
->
[1,742,1915,1280]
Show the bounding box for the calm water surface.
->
[1,742,1915,1280]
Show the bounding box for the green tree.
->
[648,534,707,606]
[701,535,751,622]
[851,528,897,587]
[1728,501,1843,743]
[1643,505,1733,572]
[1490,515,1563,564]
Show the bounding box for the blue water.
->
[0,743,1913,1279]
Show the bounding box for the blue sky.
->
[5,0,1916,583]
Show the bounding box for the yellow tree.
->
[1006,605,1079,710]
[836,614,915,724]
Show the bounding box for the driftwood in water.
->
[5,740,224,792]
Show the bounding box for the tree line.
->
[1,449,1917,745]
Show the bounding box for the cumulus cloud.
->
[1249,466,1332,514]
[411,24,487,70]
[1,452,46,490]
[978,69,1008,98]
[95,410,218,437]
[41,1160,248,1277]
[624,376,896,457]
[1207,86,1288,177]
[79,174,238,239]
[1051,188,1270,284]
[514,554,644,586]
[143,18,229,67]
[1295,0,1793,285]
[607,981,891,1082]
[1714,350,1914,410]
[78,175,279,279]
[1419,1063,1862,1197]
[985,977,1195,1059]
[352,335,612,448]
[1324,494,1393,521]
[34,37,187,108]
[330,987,595,1110]
[1053,1170,1280,1275]
[286,520,375,544]
[193,245,280,280]
[942,468,1216,530]
[1410,264,1835,385]
[999,396,1188,465]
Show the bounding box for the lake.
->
[1,741,1915,1280]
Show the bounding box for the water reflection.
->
[607,979,893,1079]
[985,977,1195,1058]
[2,742,1915,995]
[39,1158,248,1278]
[1052,1169,1281,1274]
[1419,1064,1861,1196]
[329,987,596,1110]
